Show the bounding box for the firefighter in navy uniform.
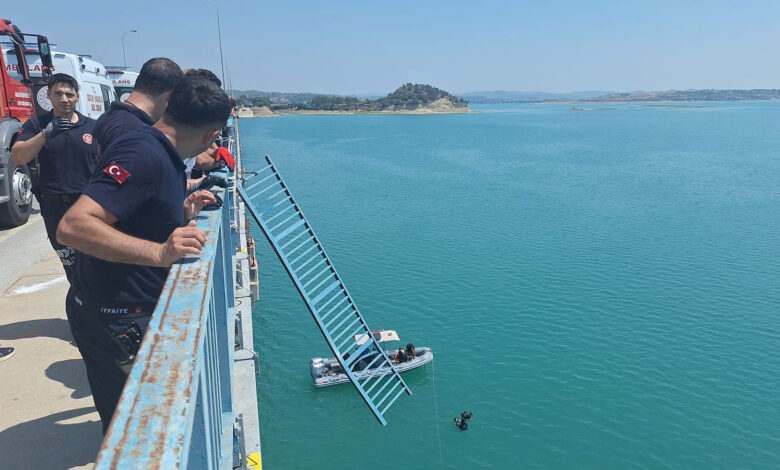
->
[11,73,96,282]
[57,76,231,432]
[91,57,182,156]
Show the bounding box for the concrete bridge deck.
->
[0,210,101,470]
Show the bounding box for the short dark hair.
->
[164,76,231,129]
[133,58,183,97]
[48,73,78,92]
[184,68,221,87]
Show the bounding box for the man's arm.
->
[58,195,208,267]
[11,133,46,165]
[187,174,228,195]
[12,117,75,165]
[194,143,219,170]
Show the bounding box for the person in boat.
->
[394,347,407,364]
[454,411,473,430]
[405,342,416,360]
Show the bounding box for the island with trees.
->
[234,83,470,117]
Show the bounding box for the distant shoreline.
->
[237,107,474,117]
[277,108,474,115]
[542,99,780,105]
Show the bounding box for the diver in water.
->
[454,411,473,430]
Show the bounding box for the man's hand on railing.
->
[203,190,223,210]
[184,190,218,221]
[157,222,208,266]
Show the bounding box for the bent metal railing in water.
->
[238,155,412,426]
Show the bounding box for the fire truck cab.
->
[0,18,51,226]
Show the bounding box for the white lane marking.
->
[10,275,67,295]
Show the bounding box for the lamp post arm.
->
[121,29,137,68]
[205,0,227,89]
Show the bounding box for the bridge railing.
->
[95,121,240,469]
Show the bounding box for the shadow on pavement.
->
[0,407,102,470]
[47,358,92,399]
[0,318,74,343]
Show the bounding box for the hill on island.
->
[375,83,468,111]
[296,83,468,111]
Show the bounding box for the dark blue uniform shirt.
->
[92,101,155,157]
[15,111,96,195]
[76,126,187,305]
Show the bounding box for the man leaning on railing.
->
[56,75,232,433]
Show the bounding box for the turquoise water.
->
[241,103,780,469]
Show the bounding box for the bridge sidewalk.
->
[0,222,101,470]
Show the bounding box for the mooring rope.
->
[431,356,445,469]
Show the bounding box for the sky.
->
[4,1,780,95]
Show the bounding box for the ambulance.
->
[4,49,116,119]
[107,67,139,102]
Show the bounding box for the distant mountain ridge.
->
[574,89,780,102]
[458,90,615,103]
[230,90,323,104]
[460,89,780,103]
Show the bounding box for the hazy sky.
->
[5,1,780,94]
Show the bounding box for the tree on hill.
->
[295,95,362,111]
[251,97,271,107]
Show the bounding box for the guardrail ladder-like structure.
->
[238,155,411,425]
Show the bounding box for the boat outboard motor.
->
[310,358,325,378]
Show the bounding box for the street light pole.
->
[122,29,138,68]
[205,0,226,89]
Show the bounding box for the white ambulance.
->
[107,67,139,102]
[3,48,116,119]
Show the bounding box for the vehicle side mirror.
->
[38,36,52,78]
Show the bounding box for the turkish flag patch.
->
[104,162,131,184]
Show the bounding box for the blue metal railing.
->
[95,122,241,469]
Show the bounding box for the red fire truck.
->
[0,18,52,226]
